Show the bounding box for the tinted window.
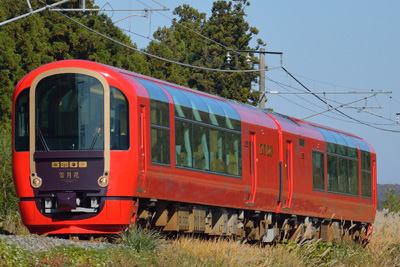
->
[15,88,30,152]
[226,133,241,176]
[151,128,170,164]
[110,87,129,150]
[361,172,372,198]
[175,120,192,167]
[312,151,324,190]
[193,124,210,170]
[210,129,226,173]
[35,74,104,151]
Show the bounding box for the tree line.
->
[0,0,263,218]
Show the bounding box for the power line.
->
[134,0,253,59]
[281,67,400,132]
[56,10,273,73]
[265,76,371,124]
[265,73,399,125]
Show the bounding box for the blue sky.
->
[94,0,400,184]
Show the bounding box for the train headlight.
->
[31,173,42,188]
[98,173,109,187]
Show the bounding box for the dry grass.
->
[364,210,400,266]
[154,210,400,267]
[156,238,325,266]
[1,210,399,266]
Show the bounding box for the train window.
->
[226,133,241,176]
[15,88,30,152]
[327,155,359,196]
[136,78,171,165]
[361,172,372,198]
[318,128,360,196]
[150,100,170,164]
[312,151,324,190]
[175,120,192,167]
[150,100,169,127]
[327,155,338,192]
[299,139,305,147]
[110,87,129,150]
[151,127,170,164]
[171,90,192,120]
[193,124,210,170]
[136,78,168,102]
[204,98,226,128]
[361,151,371,198]
[349,159,359,195]
[35,74,104,151]
[187,93,209,124]
[158,85,192,119]
[210,129,226,173]
[361,150,371,171]
[338,157,349,193]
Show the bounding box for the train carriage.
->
[12,60,376,242]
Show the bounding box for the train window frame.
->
[312,150,325,191]
[15,87,30,152]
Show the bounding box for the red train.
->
[12,60,376,242]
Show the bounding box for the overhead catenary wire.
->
[280,67,400,132]
[56,10,274,73]
[266,75,398,126]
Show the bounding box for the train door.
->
[284,140,293,209]
[138,105,147,191]
[372,160,377,213]
[277,139,293,211]
[247,132,257,204]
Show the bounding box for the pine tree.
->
[382,185,400,213]
[146,0,264,105]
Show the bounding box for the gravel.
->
[0,234,118,253]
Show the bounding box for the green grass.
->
[1,210,400,266]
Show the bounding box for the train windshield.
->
[35,73,104,151]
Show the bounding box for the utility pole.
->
[226,48,282,109]
[259,48,266,109]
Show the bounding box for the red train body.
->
[12,60,376,241]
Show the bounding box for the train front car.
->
[12,61,137,234]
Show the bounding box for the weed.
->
[118,227,161,253]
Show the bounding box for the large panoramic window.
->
[35,74,104,151]
[318,128,359,196]
[162,84,242,177]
